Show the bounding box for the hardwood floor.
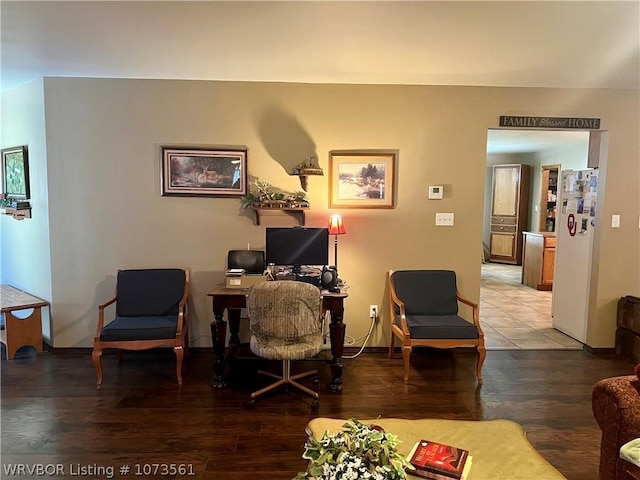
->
[1,347,634,480]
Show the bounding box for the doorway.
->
[481,129,589,350]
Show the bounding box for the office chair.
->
[246,281,323,409]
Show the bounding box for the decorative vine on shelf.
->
[240,180,309,210]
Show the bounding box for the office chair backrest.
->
[116,268,187,317]
[248,281,321,339]
[391,270,459,316]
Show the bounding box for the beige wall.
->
[2,78,638,349]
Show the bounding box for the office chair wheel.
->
[244,399,256,409]
[311,399,319,411]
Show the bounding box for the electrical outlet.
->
[369,305,378,319]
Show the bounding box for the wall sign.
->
[499,116,600,129]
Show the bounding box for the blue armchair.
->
[388,269,485,385]
[91,268,190,388]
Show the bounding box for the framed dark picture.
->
[329,151,396,208]
[1,146,30,200]
[161,147,247,197]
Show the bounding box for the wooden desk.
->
[206,286,348,392]
[1,285,48,359]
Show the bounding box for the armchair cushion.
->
[115,269,186,317]
[400,314,479,339]
[392,270,459,315]
[100,315,178,341]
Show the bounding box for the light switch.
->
[435,213,454,226]
[611,214,621,228]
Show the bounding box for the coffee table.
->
[306,418,566,479]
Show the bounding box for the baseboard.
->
[42,344,595,357]
[46,346,90,354]
[45,346,216,355]
[583,345,616,355]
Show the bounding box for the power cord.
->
[343,307,377,359]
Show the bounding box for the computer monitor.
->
[265,227,329,273]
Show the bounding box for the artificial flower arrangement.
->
[293,418,412,480]
[0,193,15,208]
[240,180,309,209]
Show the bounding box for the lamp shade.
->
[328,214,346,235]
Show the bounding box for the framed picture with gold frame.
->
[329,151,396,208]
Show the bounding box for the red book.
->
[407,439,470,479]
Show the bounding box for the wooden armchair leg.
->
[92,348,103,389]
[402,345,412,384]
[389,334,396,359]
[174,346,184,385]
[183,330,190,358]
[476,345,486,385]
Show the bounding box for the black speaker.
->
[320,266,339,290]
[227,250,265,274]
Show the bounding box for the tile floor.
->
[480,262,583,350]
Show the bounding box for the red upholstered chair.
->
[593,365,640,480]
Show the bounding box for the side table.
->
[1,284,48,359]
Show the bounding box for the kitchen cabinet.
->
[539,165,560,232]
[489,164,530,264]
[521,231,556,290]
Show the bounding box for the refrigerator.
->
[552,169,599,343]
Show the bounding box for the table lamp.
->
[328,214,346,270]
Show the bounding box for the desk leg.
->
[328,305,345,392]
[227,308,241,352]
[210,308,227,389]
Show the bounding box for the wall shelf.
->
[290,156,324,191]
[250,206,308,226]
[290,169,323,191]
[1,207,32,220]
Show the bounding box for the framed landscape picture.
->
[329,151,396,208]
[161,146,247,197]
[1,145,30,200]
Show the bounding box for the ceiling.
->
[1,1,636,154]
[1,1,638,94]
